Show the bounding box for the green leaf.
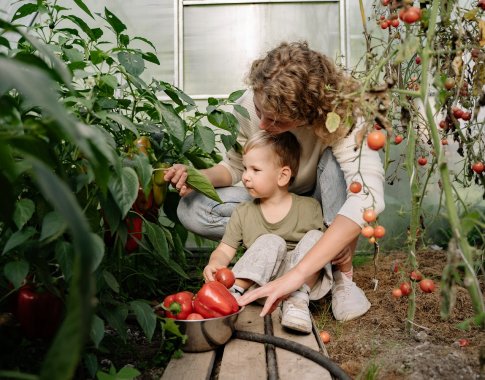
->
[105,8,127,35]
[11,3,38,22]
[84,353,99,378]
[325,112,341,133]
[130,300,156,341]
[89,233,105,273]
[194,125,216,153]
[106,113,138,136]
[2,227,36,255]
[118,51,145,77]
[90,315,105,349]
[233,104,250,119]
[154,102,186,142]
[103,270,120,293]
[31,160,96,380]
[117,366,141,379]
[13,199,35,230]
[186,167,223,203]
[132,154,153,192]
[145,221,169,262]
[73,0,94,19]
[133,36,156,51]
[108,167,138,219]
[63,15,95,41]
[142,52,160,65]
[4,260,29,289]
[102,305,129,342]
[40,211,67,242]
[228,89,245,102]
[55,241,74,282]
[0,36,11,49]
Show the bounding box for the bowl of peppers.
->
[160,270,243,352]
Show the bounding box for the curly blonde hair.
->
[247,41,359,145]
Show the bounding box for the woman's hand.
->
[163,164,192,197]
[237,269,306,317]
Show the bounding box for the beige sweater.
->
[220,90,385,226]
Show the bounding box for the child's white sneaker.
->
[281,284,312,334]
[229,284,245,299]
[331,270,371,321]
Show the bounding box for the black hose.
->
[233,330,352,380]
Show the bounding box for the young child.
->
[203,131,333,333]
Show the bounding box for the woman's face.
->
[253,94,305,134]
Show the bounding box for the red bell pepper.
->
[16,284,64,339]
[193,281,239,319]
[163,291,194,320]
[125,216,143,253]
[133,186,153,214]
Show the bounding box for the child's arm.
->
[203,242,237,283]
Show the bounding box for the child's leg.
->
[231,234,287,293]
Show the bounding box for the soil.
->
[311,249,485,380]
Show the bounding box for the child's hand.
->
[203,263,225,283]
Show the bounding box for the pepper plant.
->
[0,1,245,378]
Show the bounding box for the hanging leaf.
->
[4,260,29,289]
[325,112,341,133]
[118,51,144,77]
[194,125,216,153]
[13,199,35,230]
[108,166,139,219]
[104,8,127,35]
[130,300,156,341]
[186,167,223,203]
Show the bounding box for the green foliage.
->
[0,0,246,376]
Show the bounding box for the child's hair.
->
[244,131,301,184]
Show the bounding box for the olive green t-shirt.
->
[221,193,324,251]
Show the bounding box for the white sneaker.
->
[331,270,371,321]
[281,284,312,334]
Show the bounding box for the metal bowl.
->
[176,307,244,352]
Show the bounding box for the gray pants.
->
[177,148,347,240]
[232,231,332,300]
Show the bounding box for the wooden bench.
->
[161,304,332,380]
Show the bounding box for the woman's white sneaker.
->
[331,270,371,321]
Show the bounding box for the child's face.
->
[242,146,283,198]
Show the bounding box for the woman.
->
[165,41,385,321]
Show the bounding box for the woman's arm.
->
[238,214,361,316]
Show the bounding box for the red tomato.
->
[186,313,204,320]
[471,162,484,174]
[319,330,331,343]
[392,288,402,298]
[479,0,485,10]
[441,139,448,146]
[419,279,436,293]
[458,338,470,347]
[400,7,421,24]
[361,226,375,238]
[373,225,386,239]
[410,270,423,281]
[415,56,422,64]
[367,131,386,151]
[400,282,412,296]
[452,107,464,119]
[417,157,427,166]
[215,268,236,289]
[349,181,362,193]
[381,0,390,5]
[439,120,449,130]
[394,135,403,145]
[390,260,399,273]
[363,209,377,223]
[380,20,390,29]
[390,18,400,27]
[444,78,455,90]
[461,112,472,121]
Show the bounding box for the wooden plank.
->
[218,304,267,379]
[160,350,216,380]
[272,309,332,380]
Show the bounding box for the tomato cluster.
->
[157,268,238,320]
[360,208,386,244]
[391,269,436,298]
